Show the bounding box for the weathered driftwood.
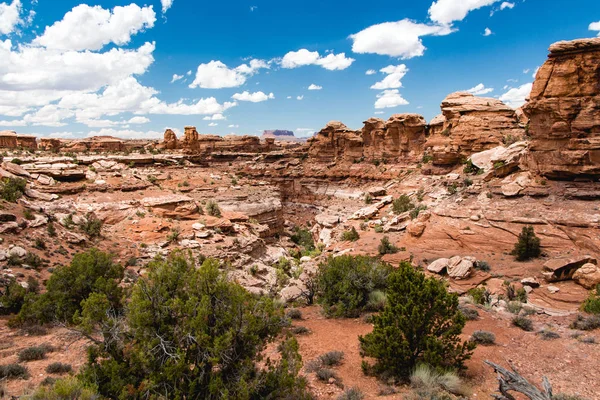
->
[485,360,552,400]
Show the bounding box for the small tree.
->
[205,200,222,217]
[392,195,414,214]
[360,262,475,379]
[316,255,392,317]
[0,177,26,202]
[513,225,541,261]
[341,227,360,242]
[378,236,398,255]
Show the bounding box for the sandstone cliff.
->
[525,37,600,179]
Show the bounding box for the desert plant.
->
[392,195,414,214]
[538,329,560,340]
[467,287,491,305]
[581,285,600,314]
[23,209,34,220]
[364,193,373,204]
[45,362,73,374]
[512,225,541,261]
[458,305,479,320]
[206,200,222,217]
[316,255,392,318]
[409,205,427,220]
[470,330,496,345]
[47,221,57,237]
[378,236,398,255]
[29,377,99,400]
[80,215,103,238]
[366,290,387,311]
[167,227,180,242]
[507,301,523,314]
[512,315,534,331]
[474,260,491,272]
[337,387,364,400]
[18,344,53,361]
[0,363,29,380]
[291,227,315,252]
[316,367,338,382]
[570,314,600,331]
[360,263,475,379]
[34,237,46,250]
[286,308,302,320]
[341,226,360,242]
[319,351,344,366]
[0,177,26,202]
[291,326,310,335]
[410,364,468,396]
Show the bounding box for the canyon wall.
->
[525,38,600,179]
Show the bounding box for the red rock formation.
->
[425,92,525,165]
[524,37,600,179]
[181,126,200,153]
[16,135,37,150]
[0,131,18,148]
[39,138,62,152]
[307,121,363,163]
[163,129,178,150]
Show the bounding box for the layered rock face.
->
[163,129,178,150]
[425,92,525,165]
[39,138,62,152]
[307,114,427,163]
[16,135,37,150]
[0,131,18,148]
[525,38,600,179]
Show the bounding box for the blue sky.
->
[0,0,599,139]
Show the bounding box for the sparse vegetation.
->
[392,195,414,214]
[467,287,491,305]
[0,363,29,380]
[18,344,53,361]
[205,200,222,217]
[512,225,541,261]
[360,262,475,379]
[512,315,534,331]
[291,325,310,335]
[316,255,392,318]
[409,204,427,220]
[581,285,600,314]
[45,362,73,374]
[474,260,491,272]
[458,305,479,320]
[29,377,99,399]
[341,226,360,242]
[409,364,469,397]
[47,221,57,237]
[0,177,27,202]
[287,308,302,320]
[80,215,103,238]
[470,330,496,345]
[337,387,364,400]
[570,314,600,331]
[378,236,398,255]
[538,328,560,340]
[364,193,373,204]
[319,351,344,366]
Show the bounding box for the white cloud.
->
[250,6,257,12]
[0,0,22,35]
[231,91,274,102]
[33,4,155,51]
[365,69,376,75]
[374,111,384,115]
[189,59,268,89]
[370,64,408,90]
[186,70,192,75]
[286,96,292,99]
[295,128,314,133]
[280,49,354,70]
[374,89,409,109]
[296,95,303,100]
[523,68,530,74]
[203,113,226,121]
[350,19,453,59]
[228,124,239,128]
[589,21,600,36]
[208,122,218,127]
[171,74,183,83]
[483,27,492,36]
[466,83,494,95]
[0,118,26,126]
[500,2,514,10]
[308,84,322,90]
[128,116,149,124]
[161,0,173,14]
[499,82,532,108]
[428,0,500,25]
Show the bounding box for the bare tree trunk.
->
[485,361,552,400]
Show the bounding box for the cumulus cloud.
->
[208,122,218,127]
[374,89,409,109]
[171,74,183,83]
[231,91,274,102]
[499,82,532,108]
[280,49,354,70]
[33,4,156,51]
[365,69,376,75]
[484,27,492,36]
[128,116,149,124]
[0,0,22,35]
[308,84,322,90]
[590,21,600,36]
[203,113,226,121]
[370,64,408,90]
[466,83,494,95]
[161,0,173,14]
[189,59,268,89]
[350,19,453,59]
[428,0,500,25]
[500,2,514,10]
[296,95,303,100]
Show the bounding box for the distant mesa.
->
[262,130,310,142]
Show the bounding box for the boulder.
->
[427,258,450,273]
[406,221,426,237]
[8,246,27,258]
[542,255,597,282]
[427,256,474,279]
[521,277,540,288]
[2,162,31,178]
[141,195,199,219]
[573,263,600,289]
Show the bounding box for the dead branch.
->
[485,360,552,400]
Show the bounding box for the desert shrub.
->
[474,260,491,272]
[392,195,414,214]
[29,377,99,400]
[512,315,534,331]
[507,301,523,314]
[15,248,124,325]
[23,252,42,269]
[337,387,364,400]
[410,205,427,220]
[18,344,54,361]
[570,314,600,331]
[341,226,360,242]
[23,209,34,220]
[470,330,496,345]
[447,183,458,194]
[319,351,344,366]
[410,364,468,396]
[378,236,398,255]
[62,214,75,230]
[77,253,311,399]
[0,363,29,380]
[316,255,392,318]
[467,287,490,305]
[505,282,528,303]
[581,285,600,314]
[458,305,479,320]
[47,221,57,237]
[286,308,302,320]
[0,177,27,202]
[10,158,23,165]
[552,395,588,400]
[291,227,315,252]
[291,326,310,335]
[364,193,373,204]
[79,215,103,238]
[366,290,387,311]
[21,324,47,336]
[463,160,479,174]
[0,277,32,315]
[45,362,72,374]
[360,263,475,379]
[34,237,46,250]
[205,200,222,217]
[538,329,560,340]
[512,225,541,261]
[579,336,596,344]
[316,368,338,382]
[374,224,383,233]
[463,177,473,187]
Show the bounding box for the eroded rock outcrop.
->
[525,37,600,179]
[425,92,525,165]
[0,131,18,148]
[163,129,178,150]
